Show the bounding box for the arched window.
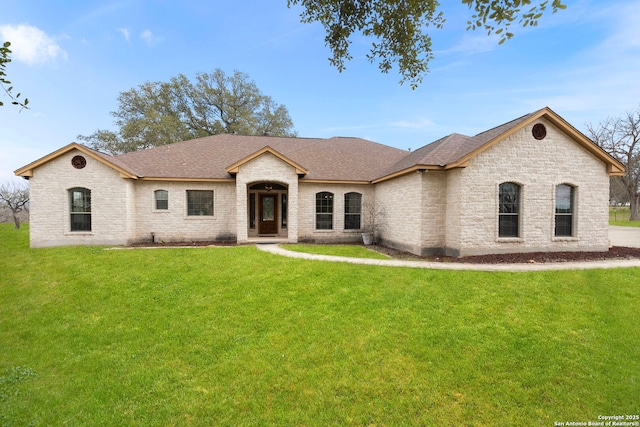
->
[344,192,362,230]
[316,192,334,230]
[69,187,91,232]
[498,182,520,237]
[155,190,168,210]
[555,184,575,236]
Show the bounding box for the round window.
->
[71,155,87,169]
[532,123,547,140]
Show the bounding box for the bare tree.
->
[0,180,29,229]
[587,107,640,221]
[361,199,386,244]
[610,176,629,206]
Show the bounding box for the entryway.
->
[248,182,288,238]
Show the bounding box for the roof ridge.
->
[472,111,535,138]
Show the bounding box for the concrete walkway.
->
[255,227,640,272]
[609,225,640,248]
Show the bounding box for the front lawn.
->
[1,224,638,426]
[610,206,640,226]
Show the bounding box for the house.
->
[15,107,625,257]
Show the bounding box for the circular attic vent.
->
[71,155,87,169]
[532,123,547,140]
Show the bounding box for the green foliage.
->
[78,69,297,154]
[0,41,29,109]
[0,224,638,425]
[288,0,566,88]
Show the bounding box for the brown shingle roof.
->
[19,107,622,181]
[111,107,624,182]
[378,111,538,180]
[115,134,409,181]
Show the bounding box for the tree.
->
[0,180,29,229]
[587,107,640,221]
[609,176,629,206]
[287,0,566,88]
[1,41,29,109]
[78,69,296,154]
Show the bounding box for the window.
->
[281,193,287,228]
[249,193,256,229]
[555,184,574,236]
[155,190,168,210]
[69,187,91,231]
[187,190,214,216]
[344,192,362,230]
[316,192,333,230]
[499,182,520,237]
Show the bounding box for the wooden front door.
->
[259,194,278,235]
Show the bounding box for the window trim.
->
[498,182,521,239]
[554,184,575,237]
[154,189,169,211]
[281,193,288,228]
[344,192,362,230]
[315,191,334,230]
[186,190,214,217]
[69,187,92,232]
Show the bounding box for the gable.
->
[14,142,138,179]
[447,107,625,175]
[373,107,625,183]
[226,146,308,175]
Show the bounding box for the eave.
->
[139,177,236,183]
[371,165,445,184]
[301,179,372,185]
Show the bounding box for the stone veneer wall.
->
[132,181,237,243]
[450,118,610,256]
[374,173,423,254]
[297,183,374,243]
[234,152,300,243]
[375,171,448,256]
[28,149,135,247]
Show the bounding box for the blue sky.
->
[2,0,639,182]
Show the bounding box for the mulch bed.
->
[370,245,640,264]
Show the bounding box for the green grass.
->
[610,206,640,226]
[282,243,389,259]
[1,224,639,426]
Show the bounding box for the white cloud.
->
[0,24,67,65]
[118,28,130,41]
[436,32,501,56]
[390,117,434,129]
[140,29,161,46]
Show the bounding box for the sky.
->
[1,0,640,183]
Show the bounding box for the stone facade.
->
[28,149,134,247]
[132,180,237,244]
[449,118,610,256]
[297,183,374,243]
[18,109,621,255]
[234,152,300,243]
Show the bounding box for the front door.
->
[259,194,278,235]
